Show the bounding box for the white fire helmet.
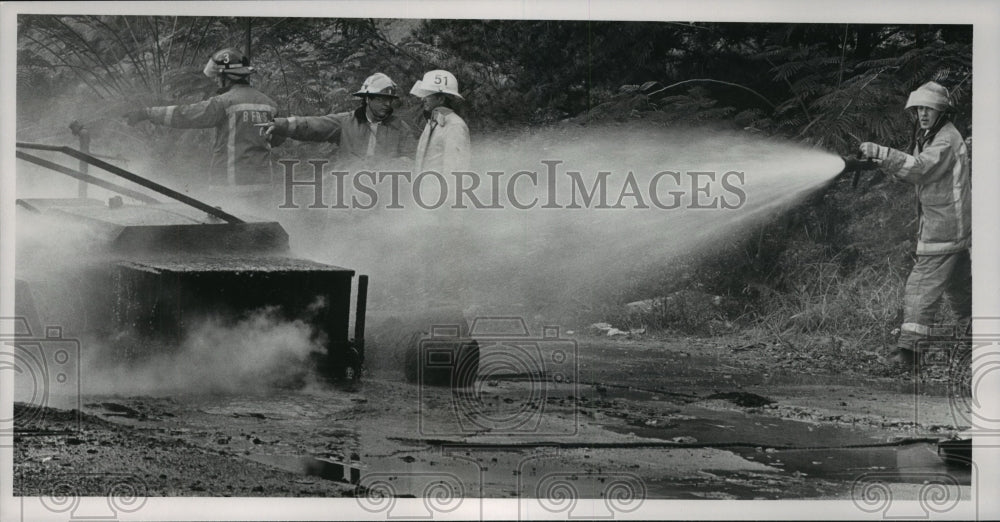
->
[203,48,254,78]
[905,81,951,112]
[353,73,399,98]
[410,69,464,100]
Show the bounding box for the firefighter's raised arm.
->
[125,99,225,129]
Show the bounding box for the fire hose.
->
[388,436,942,451]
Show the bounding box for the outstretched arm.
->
[127,99,226,129]
[260,114,345,143]
[859,138,957,185]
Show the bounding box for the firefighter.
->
[124,48,281,204]
[262,72,416,169]
[859,81,971,371]
[409,70,472,299]
[409,69,471,175]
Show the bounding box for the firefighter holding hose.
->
[858,81,971,371]
[124,48,282,206]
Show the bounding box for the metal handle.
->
[16,142,243,224]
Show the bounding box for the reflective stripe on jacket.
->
[147,84,279,187]
[414,107,471,175]
[279,107,416,168]
[881,121,971,255]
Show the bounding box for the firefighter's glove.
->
[257,118,287,136]
[859,142,889,162]
[123,109,149,126]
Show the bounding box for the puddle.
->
[579,385,690,402]
[605,405,881,447]
[733,442,971,484]
[643,473,835,499]
[602,406,970,486]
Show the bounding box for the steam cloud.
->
[81,306,322,395]
[15,118,845,391]
[278,125,844,321]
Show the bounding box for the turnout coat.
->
[882,120,971,255]
[147,83,280,187]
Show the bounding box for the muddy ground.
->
[13,334,973,514]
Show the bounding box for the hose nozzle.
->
[839,155,877,188]
[840,155,876,175]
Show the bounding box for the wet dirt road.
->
[14,336,973,512]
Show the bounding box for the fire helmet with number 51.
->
[410,70,464,100]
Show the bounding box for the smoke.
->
[16,207,103,264]
[17,207,328,396]
[280,125,844,321]
[17,95,847,326]
[15,112,847,390]
[81,305,323,396]
[16,89,214,211]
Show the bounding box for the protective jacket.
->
[146,83,279,187]
[881,120,971,255]
[414,107,471,174]
[277,107,416,167]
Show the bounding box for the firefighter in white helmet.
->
[410,69,471,175]
[124,48,282,197]
[408,70,473,299]
[263,72,416,168]
[859,81,971,372]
